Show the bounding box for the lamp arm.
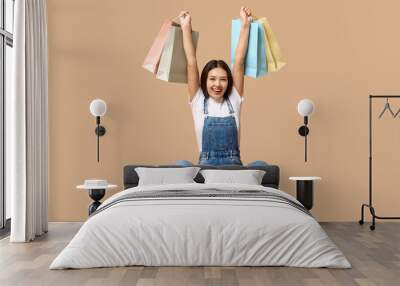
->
[97,116,100,162]
[305,131,307,162]
[304,116,309,162]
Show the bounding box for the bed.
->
[50,164,351,269]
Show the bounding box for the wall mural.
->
[143,7,285,166]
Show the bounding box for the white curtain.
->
[8,0,48,242]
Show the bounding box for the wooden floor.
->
[0,222,399,286]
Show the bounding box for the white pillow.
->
[135,167,200,186]
[200,169,266,185]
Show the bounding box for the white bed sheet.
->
[50,183,351,269]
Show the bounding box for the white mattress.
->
[50,183,351,269]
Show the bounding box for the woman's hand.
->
[233,7,252,96]
[178,11,192,30]
[239,6,252,27]
[179,10,199,100]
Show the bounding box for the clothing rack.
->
[359,95,400,230]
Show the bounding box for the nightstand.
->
[289,177,321,210]
[77,181,117,215]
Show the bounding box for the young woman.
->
[179,7,265,166]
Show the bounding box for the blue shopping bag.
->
[231,19,267,78]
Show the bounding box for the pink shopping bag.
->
[142,20,173,74]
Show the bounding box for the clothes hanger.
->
[378,97,395,118]
[394,105,400,118]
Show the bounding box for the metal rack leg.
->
[369,206,376,231]
[359,203,400,230]
[359,204,367,225]
[359,203,376,230]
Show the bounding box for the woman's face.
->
[206,67,228,102]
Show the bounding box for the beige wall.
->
[47,0,400,221]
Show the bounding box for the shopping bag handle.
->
[170,15,185,26]
[171,15,181,22]
[233,16,256,23]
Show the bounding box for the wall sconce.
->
[89,99,107,162]
[297,99,314,162]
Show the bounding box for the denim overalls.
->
[198,97,243,166]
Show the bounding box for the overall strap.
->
[203,97,209,115]
[226,98,234,114]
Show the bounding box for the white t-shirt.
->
[189,87,244,152]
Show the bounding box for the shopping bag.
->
[142,20,173,74]
[156,24,199,83]
[257,17,286,71]
[231,19,267,78]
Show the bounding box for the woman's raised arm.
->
[232,7,252,97]
[180,11,200,102]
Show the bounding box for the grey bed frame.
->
[123,164,280,189]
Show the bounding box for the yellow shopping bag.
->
[257,17,286,72]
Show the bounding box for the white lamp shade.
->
[297,99,314,116]
[89,99,107,117]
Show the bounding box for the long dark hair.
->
[200,60,233,100]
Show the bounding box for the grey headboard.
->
[123,164,280,189]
